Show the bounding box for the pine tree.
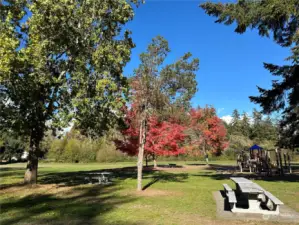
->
[251,109,263,143]
[240,112,251,138]
[230,109,241,135]
[201,0,299,147]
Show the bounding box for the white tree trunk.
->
[137,118,146,191]
[153,159,157,168]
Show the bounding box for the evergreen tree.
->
[263,116,278,142]
[201,0,299,147]
[230,109,241,135]
[240,112,251,138]
[251,109,263,143]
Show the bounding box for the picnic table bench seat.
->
[223,183,233,192]
[263,191,284,212]
[264,191,283,205]
[223,183,237,210]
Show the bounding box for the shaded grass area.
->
[1,161,299,225]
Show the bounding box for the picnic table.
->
[85,172,112,184]
[223,177,284,214]
[230,177,264,211]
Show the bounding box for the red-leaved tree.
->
[187,107,228,163]
[115,107,187,167]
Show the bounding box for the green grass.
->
[1,161,299,225]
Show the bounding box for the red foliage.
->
[189,107,229,155]
[115,105,228,157]
[115,107,187,156]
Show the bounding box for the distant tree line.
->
[223,109,279,157]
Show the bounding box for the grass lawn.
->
[1,161,299,225]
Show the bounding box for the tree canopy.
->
[0,0,141,183]
[201,0,299,147]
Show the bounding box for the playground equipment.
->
[237,145,292,176]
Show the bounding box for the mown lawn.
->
[1,161,299,225]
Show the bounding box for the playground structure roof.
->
[249,144,263,150]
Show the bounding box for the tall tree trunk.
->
[137,117,147,191]
[153,154,157,168]
[24,138,39,184]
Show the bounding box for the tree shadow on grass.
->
[0,165,189,192]
[1,183,138,225]
[35,166,188,188]
[186,163,207,166]
[193,170,299,183]
[0,166,189,224]
[142,171,189,190]
[0,167,25,178]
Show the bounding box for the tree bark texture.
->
[24,139,39,184]
[137,117,147,191]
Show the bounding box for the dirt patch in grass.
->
[127,188,183,197]
[152,165,209,172]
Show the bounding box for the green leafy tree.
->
[0,132,27,163]
[201,0,298,147]
[0,0,140,184]
[131,36,199,191]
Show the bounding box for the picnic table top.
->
[87,172,112,175]
[238,183,264,194]
[230,177,252,184]
[230,177,264,194]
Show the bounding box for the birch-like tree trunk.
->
[137,117,147,191]
[153,155,157,168]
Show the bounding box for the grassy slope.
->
[1,161,299,225]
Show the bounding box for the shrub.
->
[46,134,132,163]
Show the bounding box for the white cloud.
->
[221,115,233,124]
[221,113,254,125]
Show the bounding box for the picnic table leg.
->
[235,184,242,196]
[247,194,262,212]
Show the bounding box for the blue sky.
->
[123,0,290,120]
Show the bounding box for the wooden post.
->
[278,149,284,176]
[283,153,287,170]
[267,151,272,176]
[287,153,292,174]
[237,155,243,173]
[275,148,280,174]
